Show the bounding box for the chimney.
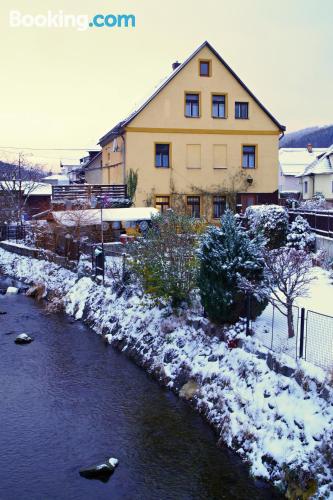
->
[307,143,313,153]
[172,61,181,71]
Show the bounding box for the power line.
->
[0,146,99,151]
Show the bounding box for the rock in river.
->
[79,458,118,482]
[15,333,33,345]
[6,287,19,295]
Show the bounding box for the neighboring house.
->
[97,41,285,218]
[279,145,326,199]
[82,151,103,184]
[297,144,333,201]
[42,174,70,186]
[0,181,52,219]
[60,164,83,184]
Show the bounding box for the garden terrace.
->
[51,184,127,202]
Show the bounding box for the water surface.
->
[0,277,281,500]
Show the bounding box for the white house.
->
[279,145,326,199]
[296,144,333,201]
[42,174,70,186]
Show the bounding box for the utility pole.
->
[18,152,24,225]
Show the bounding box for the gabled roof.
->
[99,41,285,146]
[279,148,326,176]
[83,151,102,169]
[298,144,333,177]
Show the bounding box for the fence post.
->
[299,307,305,358]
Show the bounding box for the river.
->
[0,278,281,500]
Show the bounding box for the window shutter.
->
[186,144,201,169]
[213,145,227,168]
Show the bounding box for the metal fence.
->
[253,300,333,370]
[0,224,26,242]
[305,310,333,369]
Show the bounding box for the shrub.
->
[130,211,198,306]
[300,192,327,210]
[245,204,288,249]
[198,210,267,324]
[286,215,316,252]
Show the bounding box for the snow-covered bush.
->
[245,204,288,249]
[300,193,328,210]
[130,211,198,307]
[286,216,316,252]
[198,210,267,324]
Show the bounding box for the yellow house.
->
[95,41,285,218]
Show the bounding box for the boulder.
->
[26,284,45,301]
[6,287,19,294]
[0,311,7,315]
[179,380,200,400]
[79,458,118,482]
[14,333,33,345]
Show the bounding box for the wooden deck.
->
[52,184,127,201]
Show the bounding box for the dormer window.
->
[199,60,211,77]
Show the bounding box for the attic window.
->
[235,102,249,119]
[199,60,211,77]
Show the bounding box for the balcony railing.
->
[52,184,127,201]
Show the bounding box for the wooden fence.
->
[52,184,127,201]
[289,209,333,239]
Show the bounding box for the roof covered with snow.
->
[42,174,69,181]
[52,207,159,226]
[279,148,326,176]
[0,181,52,196]
[298,144,333,177]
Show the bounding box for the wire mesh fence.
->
[253,299,333,370]
[0,224,26,242]
[253,301,300,359]
[305,310,333,369]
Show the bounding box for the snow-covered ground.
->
[1,248,333,497]
[254,267,333,369]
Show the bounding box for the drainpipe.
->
[121,134,126,187]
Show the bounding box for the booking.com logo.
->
[9,10,136,31]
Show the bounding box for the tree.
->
[246,204,288,249]
[286,215,316,252]
[198,210,266,324]
[0,153,45,223]
[54,202,98,259]
[130,210,199,306]
[259,248,314,338]
[126,168,138,202]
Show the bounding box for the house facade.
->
[98,41,285,218]
[82,151,102,184]
[278,146,326,199]
[297,145,333,201]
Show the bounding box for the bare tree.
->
[265,249,315,338]
[54,203,99,259]
[0,152,45,223]
[241,248,315,338]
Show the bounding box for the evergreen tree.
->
[198,210,266,324]
[245,205,288,249]
[286,215,316,252]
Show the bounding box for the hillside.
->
[280,124,333,148]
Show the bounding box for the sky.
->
[0,0,332,171]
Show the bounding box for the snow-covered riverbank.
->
[0,247,332,498]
